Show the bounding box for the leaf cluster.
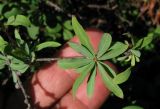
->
[0,15,61,84]
[58,16,131,98]
[0,1,74,41]
[118,32,153,66]
[0,0,75,84]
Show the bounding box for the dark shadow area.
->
[101,50,160,109]
[30,71,58,109]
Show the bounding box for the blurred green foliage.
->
[0,0,74,84]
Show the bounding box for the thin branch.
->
[124,49,132,57]
[15,72,31,109]
[2,74,12,86]
[46,1,63,12]
[115,13,133,26]
[36,56,85,62]
[36,58,60,62]
[87,4,118,10]
[45,0,73,17]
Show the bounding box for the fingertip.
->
[75,73,110,109]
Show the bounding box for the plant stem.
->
[36,56,84,62]
[46,1,63,12]
[87,4,118,10]
[15,72,31,109]
[36,58,60,62]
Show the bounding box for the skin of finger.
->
[52,93,88,109]
[53,72,110,109]
[30,28,111,108]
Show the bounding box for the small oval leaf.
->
[6,15,31,27]
[122,105,144,109]
[0,54,6,69]
[12,71,18,83]
[131,55,135,66]
[63,29,73,40]
[113,67,131,84]
[0,35,8,53]
[27,24,39,40]
[35,41,61,51]
[10,57,29,73]
[133,33,153,49]
[14,29,24,45]
[63,20,73,30]
[131,49,141,57]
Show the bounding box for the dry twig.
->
[46,1,63,12]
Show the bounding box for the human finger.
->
[30,29,108,108]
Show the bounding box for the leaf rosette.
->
[58,16,131,98]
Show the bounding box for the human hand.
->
[30,29,115,109]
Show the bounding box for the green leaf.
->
[12,71,18,83]
[6,16,15,25]
[97,62,124,98]
[125,55,131,62]
[58,58,92,69]
[27,24,39,40]
[72,16,94,53]
[35,41,61,51]
[117,56,127,61]
[87,66,96,97]
[133,33,153,49]
[9,56,29,73]
[44,24,62,39]
[97,33,112,58]
[63,29,73,40]
[11,48,28,59]
[99,42,128,60]
[100,62,117,78]
[0,35,8,53]
[72,62,94,97]
[24,43,30,55]
[0,4,5,14]
[122,105,144,109]
[0,54,6,69]
[68,42,94,58]
[131,55,136,66]
[135,56,140,62]
[154,26,160,35]
[0,54,6,60]
[4,8,20,18]
[10,62,29,73]
[31,52,36,62]
[45,23,62,34]
[6,15,31,27]
[14,29,24,45]
[131,49,141,57]
[113,67,131,84]
[63,20,73,30]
